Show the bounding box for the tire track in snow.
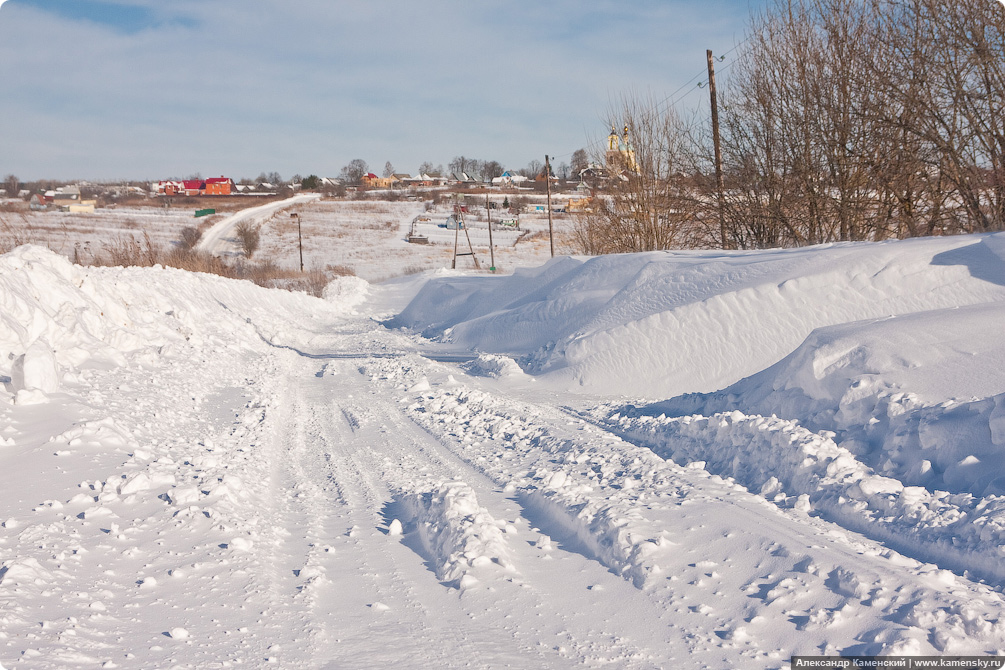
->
[196,307,1005,662]
[265,353,488,669]
[336,354,729,666]
[360,385,676,667]
[384,361,1005,659]
[261,342,678,668]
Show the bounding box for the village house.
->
[491,171,530,188]
[52,185,80,206]
[360,173,393,189]
[154,180,184,196]
[450,173,480,187]
[154,176,234,196]
[203,176,233,196]
[46,185,96,213]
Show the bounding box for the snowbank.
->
[6,235,1005,663]
[606,409,1005,586]
[632,302,1005,498]
[322,275,369,312]
[0,246,357,404]
[392,234,1005,398]
[397,480,513,588]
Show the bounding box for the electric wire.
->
[548,37,749,163]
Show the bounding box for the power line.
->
[551,38,750,162]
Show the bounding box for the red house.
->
[204,176,233,196]
[156,176,234,196]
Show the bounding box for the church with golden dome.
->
[605,124,639,173]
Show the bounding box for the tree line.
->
[578,0,1004,253]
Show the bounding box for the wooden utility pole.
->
[486,192,496,272]
[545,154,554,257]
[706,49,728,250]
[452,208,460,268]
[291,212,304,272]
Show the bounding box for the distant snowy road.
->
[195,193,320,256]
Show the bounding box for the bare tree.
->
[885,0,1005,232]
[711,0,1005,247]
[179,227,202,251]
[574,93,704,253]
[480,161,505,181]
[234,221,260,258]
[448,156,469,176]
[570,148,589,176]
[339,159,369,186]
[4,175,19,199]
[519,159,542,179]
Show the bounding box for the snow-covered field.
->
[3,210,1005,667]
[0,206,203,263]
[251,197,571,282]
[2,194,573,283]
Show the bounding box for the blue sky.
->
[0,0,759,181]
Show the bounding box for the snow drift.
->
[0,245,363,403]
[392,234,1005,398]
[631,302,1005,499]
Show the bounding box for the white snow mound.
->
[393,234,1005,398]
[0,245,359,402]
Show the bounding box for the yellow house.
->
[362,174,398,189]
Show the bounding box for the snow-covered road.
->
[195,193,321,256]
[4,245,1005,667]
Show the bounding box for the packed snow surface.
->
[3,230,1005,668]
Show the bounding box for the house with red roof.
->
[156,180,185,196]
[204,176,233,196]
[155,176,234,196]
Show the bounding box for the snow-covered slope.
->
[0,244,359,404]
[393,234,1005,398]
[629,302,1005,494]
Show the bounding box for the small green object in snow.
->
[195,208,216,217]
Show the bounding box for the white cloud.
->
[0,0,753,180]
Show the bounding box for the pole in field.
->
[545,155,554,257]
[486,192,496,272]
[706,49,728,250]
[290,212,303,272]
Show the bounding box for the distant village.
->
[4,166,608,215]
[2,131,641,218]
[152,170,578,196]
